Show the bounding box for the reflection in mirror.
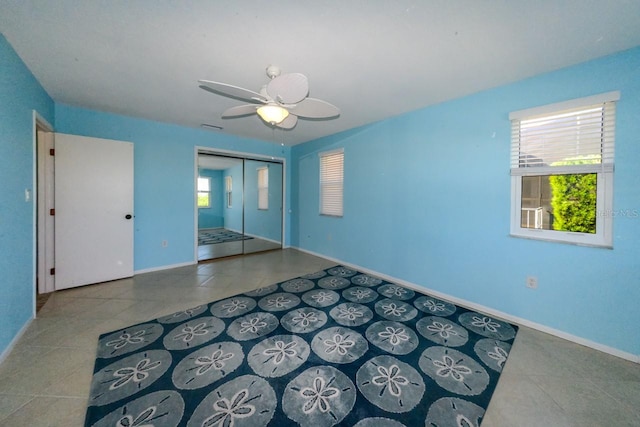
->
[197,154,244,260]
[243,160,283,254]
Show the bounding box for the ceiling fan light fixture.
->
[257,105,289,125]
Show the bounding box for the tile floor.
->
[0,249,638,426]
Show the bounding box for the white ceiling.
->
[2,1,640,145]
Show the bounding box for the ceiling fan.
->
[198,65,340,130]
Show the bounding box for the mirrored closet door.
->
[196,152,283,261]
[243,160,283,255]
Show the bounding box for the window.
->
[319,149,344,217]
[225,176,232,208]
[197,176,211,208]
[509,92,618,247]
[258,167,269,210]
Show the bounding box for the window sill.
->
[509,232,612,249]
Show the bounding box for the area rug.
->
[84,266,518,426]
[198,229,253,246]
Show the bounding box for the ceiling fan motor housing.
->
[266,65,281,79]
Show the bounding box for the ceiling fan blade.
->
[289,98,340,119]
[222,105,258,118]
[267,73,309,104]
[199,80,267,103]
[276,114,298,130]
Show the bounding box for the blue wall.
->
[197,168,224,229]
[0,34,54,355]
[292,47,640,356]
[55,104,291,271]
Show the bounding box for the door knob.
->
[125,214,133,220]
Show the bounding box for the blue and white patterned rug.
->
[198,229,253,246]
[84,266,517,426]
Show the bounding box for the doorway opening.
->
[34,112,54,312]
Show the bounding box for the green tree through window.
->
[549,156,599,234]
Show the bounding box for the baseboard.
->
[224,227,243,234]
[134,261,197,275]
[293,246,640,364]
[0,317,34,365]
[243,232,281,245]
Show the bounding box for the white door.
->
[54,133,134,290]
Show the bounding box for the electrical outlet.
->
[162,240,168,247]
[526,276,538,289]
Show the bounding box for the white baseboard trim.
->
[134,261,197,275]
[0,317,34,365]
[293,247,639,364]
[244,232,281,245]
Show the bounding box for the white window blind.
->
[258,167,268,210]
[319,149,344,217]
[510,93,618,175]
[197,177,210,192]
[225,176,232,208]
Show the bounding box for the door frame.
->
[194,146,287,262]
[33,111,54,313]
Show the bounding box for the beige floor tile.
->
[40,365,93,398]
[531,375,640,427]
[17,317,66,342]
[501,328,584,378]
[0,345,57,377]
[589,379,640,418]
[72,298,139,319]
[571,349,640,382]
[1,347,93,395]
[0,394,33,420]
[0,396,86,426]
[484,373,574,427]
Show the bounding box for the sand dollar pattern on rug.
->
[210,296,257,318]
[280,307,328,334]
[415,316,469,347]
[97,323,164,358]
[85,265,518,426]
[282,365,356,426]
[329,302,374,327]
[342,286,379,304]
[90,390,185,427]
[187,375,276,427]
[172,341,244,390]
[162,316,225,350]
[248,334,310,378]
[89,349,172,406]
[366,320,420,355]
[356,355,425,413]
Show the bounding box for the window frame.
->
[319,148,344,217]
[197,176,211,208]
[509,92,619,248]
